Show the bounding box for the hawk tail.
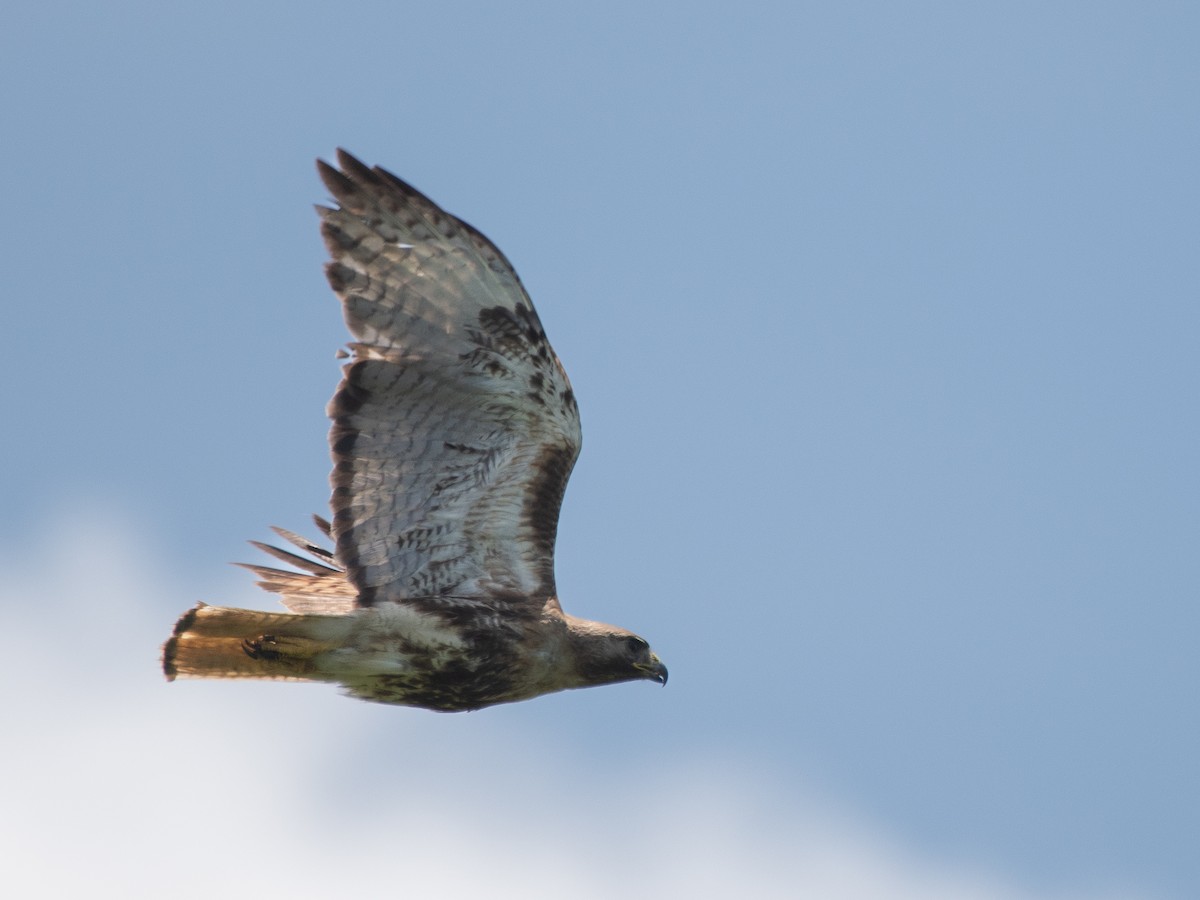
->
[162,603,352,683]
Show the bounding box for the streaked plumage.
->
[162,150,666,711]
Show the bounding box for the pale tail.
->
[162,603,352,682]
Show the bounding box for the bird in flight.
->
[162,150,666,711]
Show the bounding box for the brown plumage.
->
[161,150,666,711]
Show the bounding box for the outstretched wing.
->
[317,150,581,609]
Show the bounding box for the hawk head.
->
[565,618,668,689]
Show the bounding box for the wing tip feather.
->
[316,157,353,197]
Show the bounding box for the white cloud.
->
[0,510,1145,900]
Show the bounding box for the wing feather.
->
[236,522,356,614]
[317,150,581,609]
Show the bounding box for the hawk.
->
[161,150,666,711]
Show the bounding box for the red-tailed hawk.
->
[162,150,666,711]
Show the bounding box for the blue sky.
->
[3,2,1197,897]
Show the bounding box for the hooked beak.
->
[636,654,668,687]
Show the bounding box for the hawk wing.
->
[316,150,581,609]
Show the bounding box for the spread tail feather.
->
[162,602,353,682]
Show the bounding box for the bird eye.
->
[624,636,648,655]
